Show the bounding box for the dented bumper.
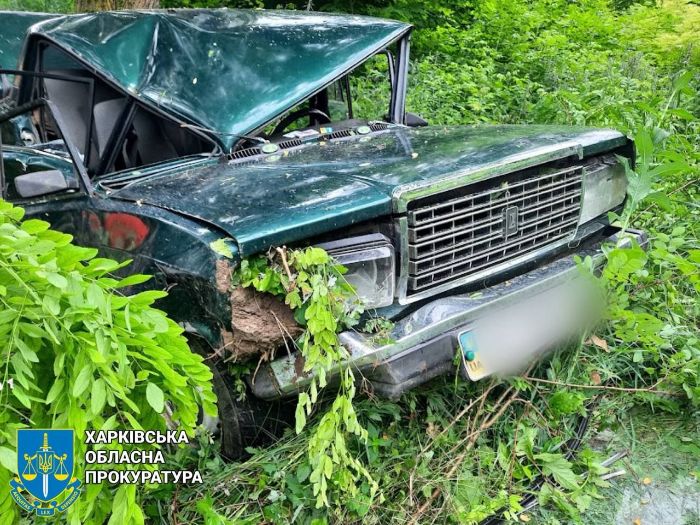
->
[249,228,647,401]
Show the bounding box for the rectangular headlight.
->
[578,155,628,225]
[318,234,395,308]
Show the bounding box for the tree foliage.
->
[0,200,216,524]
[0,0,697,523]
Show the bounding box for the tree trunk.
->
[75,0,160,12]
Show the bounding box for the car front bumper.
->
[249,228,647,401]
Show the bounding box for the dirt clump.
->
[227,287,302,359]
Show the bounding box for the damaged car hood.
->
[21,9,410,150]
[104,124,628,256]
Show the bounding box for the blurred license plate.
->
[457,278,599,381]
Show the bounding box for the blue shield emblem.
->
[10,429,82,516]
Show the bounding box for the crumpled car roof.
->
[0,12,59,70]
[23,9,410,149]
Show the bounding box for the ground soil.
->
[227,286,302,360]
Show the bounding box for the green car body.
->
[0,9,640,455]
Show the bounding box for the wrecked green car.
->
[0,9,642,457]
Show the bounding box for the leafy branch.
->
[0,200,217,524]
[235,246,377,508]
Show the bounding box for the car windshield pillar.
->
[390,36,410,124]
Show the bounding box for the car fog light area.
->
[578,156,628,225]
[318,234,395,308]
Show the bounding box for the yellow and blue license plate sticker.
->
[458,330,489,381]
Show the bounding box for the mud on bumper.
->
[249,228,647,401]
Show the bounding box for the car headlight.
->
[578,155,628,225]
[319,234,395,308]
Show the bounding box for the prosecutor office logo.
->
[10,429,82,516]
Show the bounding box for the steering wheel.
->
[271,107,331,136]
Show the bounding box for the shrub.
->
[0,200,216,524]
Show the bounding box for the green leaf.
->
[114,274,152,289]
[20,219,49,234]
[130,290,168,305]
[87,283,107,311]
[45,379,64,404]
[535,453,579,491]
[146,382,165,413]
[670,108,696,121]
[91,379,107,414]
[297,463,311,483]
[46,272,68,289]
[209,238,235,259]
[14,338,39,363]
[634,129,654,172]
[13,386,31,408]
[72,367,92,398]
[295,400,307,434]
[0,446,17,473]
[18,322,45,339]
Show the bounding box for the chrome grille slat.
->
[405,164,583,296]
[410,217,578,276]
[408,214,503,244]
[409,203,581,262]
[408,186,581,244]
[408,166,583,226]
[409,229,573,291]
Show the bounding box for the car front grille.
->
[405,163,583,295]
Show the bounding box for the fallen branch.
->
[408,389,519,525]
[523,376,672,395]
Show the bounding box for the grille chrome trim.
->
[393,142,583,213]
[406,164,582,295]
[409,203,578,264]
[407,170,582,227]
[407,183,582,245]
[394,143,587,304]
[408,218,578,289]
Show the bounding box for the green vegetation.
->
[0,201,217,524]
[0,0,698,523]
[234,248,375,509]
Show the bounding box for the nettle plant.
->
[0,200,216,524]
[235,247,379,508]
[601,128,700,404]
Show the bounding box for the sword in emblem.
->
[37,433,54,499]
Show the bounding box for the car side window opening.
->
[112,105,214,173]
[0,105,77,201]
[36,43,216,177]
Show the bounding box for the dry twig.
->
[275,246,295,289]
[524,375,671,395]
[408,387,519,525]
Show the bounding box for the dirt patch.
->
[215,259,232,293]
[227,287,302,360]
[294,352,307,380]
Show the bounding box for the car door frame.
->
[0,96,93,205]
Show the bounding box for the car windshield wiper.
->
[178,122,269,149]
